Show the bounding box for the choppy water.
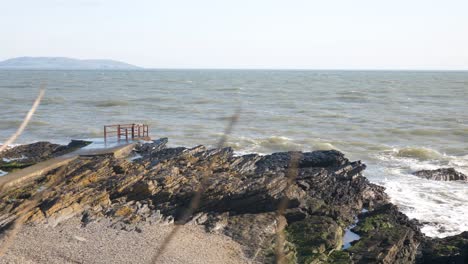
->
[0,70,467,237]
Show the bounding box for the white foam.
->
[227,135,304,154]
[0,143,20,150]
[370,151,468,238]
[231,139,468,236]
[232,150,266,157]
[227,136,340,155]
[0,170,7,177]
[2,155,27,163]
[448,154,468,175]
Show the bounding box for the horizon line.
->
[1,67,467,72]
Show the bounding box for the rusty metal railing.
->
[104,123,149,142]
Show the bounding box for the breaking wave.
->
[0,70,466,239]
[380,171,468,238]
[394,147,443,160]
[227,136,338,155]
[371,147,468,238]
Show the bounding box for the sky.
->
[1,0,467,70]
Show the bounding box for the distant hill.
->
[0,57,142,70]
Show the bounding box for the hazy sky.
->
[1,0,467,69]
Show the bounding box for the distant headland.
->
[0,57,142,70]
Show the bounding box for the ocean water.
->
[0,70,467,237]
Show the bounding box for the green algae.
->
[327,250,352,264]
[354,213,393,233]
[431,243,464,257]
[264,240,298,264]
[0,161,35,171]
[286,216,343,263]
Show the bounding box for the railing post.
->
[104,124,148,142]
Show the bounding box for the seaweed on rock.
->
[0,138,466,263]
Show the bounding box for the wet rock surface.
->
[417,231,468,264]
[348,204,422,264]
[0,138,464,263]
[413,168,467,181]
[0,140,91,172]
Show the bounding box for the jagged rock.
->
[254,150,347,174]
[417,231,468,264]
[228,154,262,174]
[59,140,93,153]
[287,216,344,263]
[218,213,279,262]
[0,140,91,171]
[1,138,454,263]
[413,168,467,181]
[347,204,422,264]
[0,142,61,171]
[134,137,168,157]
[0,142,61,161]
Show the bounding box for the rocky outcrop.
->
[348,204,422,264]
[0,140,91,172]
[0,142,61,171]
[413,168,467,181]
[0,138,456,263]
[418,232,468,264]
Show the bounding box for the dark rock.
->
[254,150,347,174]
[0,140,92,172]
[348,204,422,264]
[134,137,168,156]
[0,138,456,263]
[228,154,262,174]
[0,142,61,171]
[418,231,468,264]
[149,147,188,166]
[217,213,279,262]
[413,168,467,181]
[0,142,62,163]
[287,216,343,263]
[59,140,92,153]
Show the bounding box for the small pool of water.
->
[342,229,361,249]
[342,209,368,249]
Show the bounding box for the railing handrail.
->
[104,124,137,128]
[104,123,149,142]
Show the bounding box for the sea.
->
[0,70,467,238]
